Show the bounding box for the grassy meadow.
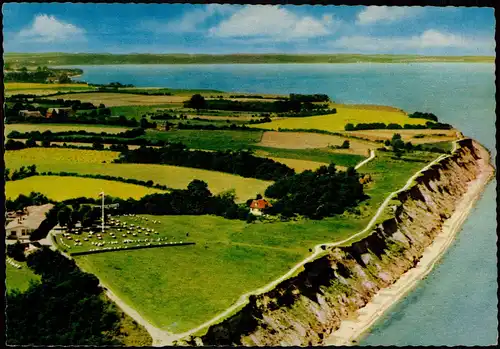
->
[4,82,94,96]
[6,262,41,292]
[70,149,440,333]
[5,148,272,201]
[6,175,165,201]
[145,129,264,150]
[250,107,428,132]
[109,105,178,119]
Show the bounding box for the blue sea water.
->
[69,63,497,345]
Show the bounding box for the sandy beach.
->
[326,144,495,346]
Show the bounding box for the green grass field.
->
[4,82,94,96]
[249,107,428,132]
[6,261,40,292]
[5,123,130,135]
[6,175,165,201]
[71,150,440,334]
[5,148,271,202]
[109,105,178,119]
[145,129,263,151]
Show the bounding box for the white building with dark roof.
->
[5,204,54,241]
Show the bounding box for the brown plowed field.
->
[258,131,375,156]
[342,129,458,144]
[46,93,188,107]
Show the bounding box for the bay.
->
[69,63,496,345]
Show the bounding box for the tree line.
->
[184,94,332,114]
[5,99,139,127]
[115,144,295,181]
[264,163,366,219]
[6,247,126,345]
[4,165,38,181]
[408,111,439,122]
[344,121,452,131]
[4,66,82,83]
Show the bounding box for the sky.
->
[2,3,496,55]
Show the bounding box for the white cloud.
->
[155,4,235,33]
[330,30,494,53]
[17,14,86,42]
[356,6,424,25]
[208,5,339,41]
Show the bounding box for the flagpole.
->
[101,191,105,234]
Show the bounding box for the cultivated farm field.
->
[250,106,428,132]
[258,131,374,156]
[145,129,264,151]
[5,123,130,135]
[46,92,189,107]
[5,148,272,201]
[4,148,121,169]
[4,82,94,96]
[6,175,165,201]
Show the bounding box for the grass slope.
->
[6,175,165,201]
[6,262,41,292]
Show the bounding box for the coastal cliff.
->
[178,138,492,346]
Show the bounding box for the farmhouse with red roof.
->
[249,199,272,216]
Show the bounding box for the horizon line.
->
[4,52,496,58]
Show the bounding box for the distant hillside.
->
[4,53,495,66]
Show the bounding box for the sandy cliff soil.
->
[176,138,494,346]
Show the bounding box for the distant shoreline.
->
[4,53,494,66]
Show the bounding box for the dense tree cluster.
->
[115,144,295,181]
[7,242,27,262]
[4,66,82,83]
[5,165,38,181]
[289,93,330,102]
[9,127,145,142]
[409,111,439,122]
[264,164,365,219]
[6,247,124,345]
[184,94,332,114]
[4,100,138,127]
[6,191,52,212]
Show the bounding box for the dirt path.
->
[355,149,375,170]
[103,286,178,346]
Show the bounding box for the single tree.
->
[188,94,207,111]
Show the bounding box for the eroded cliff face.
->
[180,139,489,347]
